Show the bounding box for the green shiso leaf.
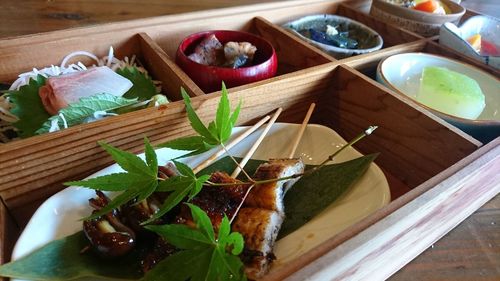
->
[116,66,159,100]
[144,204,246,281]
[0,231,143,281]
[6,75,50,138]
[35,93,138,135]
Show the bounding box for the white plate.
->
[12,123,390,278]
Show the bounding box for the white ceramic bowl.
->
[376,53,500,143]
[282,14,383,59]
[440,15,500,70]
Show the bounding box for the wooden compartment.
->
[0,32,200,100]
[0,0,498,280]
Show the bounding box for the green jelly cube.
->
[417,66,485,119]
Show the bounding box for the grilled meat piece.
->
[233,207,284,280]
[245,158,304,212]
[83,191,136,258]
[188,34,224,66]
[140,237,178,273]
[176,171,249,230]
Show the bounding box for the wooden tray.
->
[0,0,499,280]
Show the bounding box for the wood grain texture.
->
[0,63,335,211]
[278,138,500,281]
[322,65,479,188]
[0,1,498,280]
[0,0,284,38]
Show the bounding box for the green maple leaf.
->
[65,137,159,219]
[116,66,159,100]
[144,204,246,281]
[141,160,210,225]
[158,83,241,158]
[6,75,50,138]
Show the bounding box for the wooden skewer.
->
[192,114,271,174]
[231,107,283,178]
[288,103,315,158]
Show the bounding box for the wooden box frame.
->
[0,0,498,280]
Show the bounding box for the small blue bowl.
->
[283,14,383,59]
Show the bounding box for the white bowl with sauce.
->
[376,53,500,143]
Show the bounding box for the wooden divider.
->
[319,65,479,188]
[0,63,336,216]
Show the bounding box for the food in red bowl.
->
[176,30,278,93]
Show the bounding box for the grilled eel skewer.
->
[234,158,305,279]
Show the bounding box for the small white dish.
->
[440,15,500,70]
[12,123,390,279]
[376,53,500,143]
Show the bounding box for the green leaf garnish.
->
[116,66,159,100]
[35,93,138,135]
[279,153,378,238]
[6,75,50,138]
[144,204,246,281]
[158,84,241,158]
[0,232,143,281]
[141,161,209,225]
[65,138,159,219]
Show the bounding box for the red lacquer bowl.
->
[176,30,278,93]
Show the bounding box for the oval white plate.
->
[12,123,390,278]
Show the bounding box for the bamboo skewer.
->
[231,107,282,178]
[192,114,271,174]
[288,103,316,158]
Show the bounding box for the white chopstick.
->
[288,103,316,158]
[192,114,271,174]
[231,107,282,178]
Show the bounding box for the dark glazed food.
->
[83,191,136,258]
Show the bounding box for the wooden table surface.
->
[0,0,498,280]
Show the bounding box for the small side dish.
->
[440,16,500,70]
[385,0,450,14]
[0,47,168,143]
[370,0,465,36]
[377,53,500,143]
[283,14,383,58]
[176,30,277,93]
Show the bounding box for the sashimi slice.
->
[417,66,485,119]
[39,66,132,115]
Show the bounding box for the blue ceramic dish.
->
[283,14,383,59]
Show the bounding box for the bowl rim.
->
[377,52,500,125]
[282,14,384,53]
[176,29,277,71]
[441,17,500,59]
[371,0,466,19]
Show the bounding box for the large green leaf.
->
[7,75,50,138]
[0,232,142,281]
[116,67,159,100]
[35,93,137,135]
[199,154,377,238]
